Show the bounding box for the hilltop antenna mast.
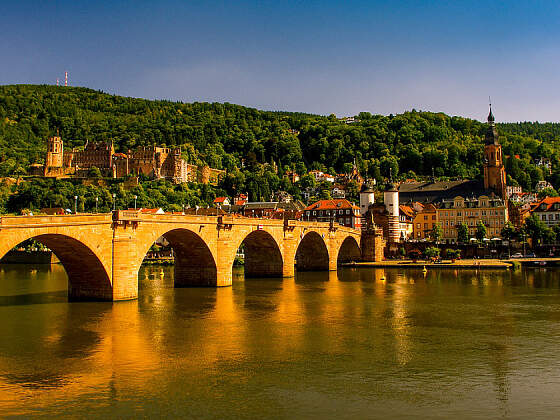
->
[65,71,68,87]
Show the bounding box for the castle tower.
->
[46,133,64,168]
[384,181,400,243]
[483,106,507,199]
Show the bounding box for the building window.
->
[346,210,350,215]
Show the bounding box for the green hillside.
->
[0,84,560,213]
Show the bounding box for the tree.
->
[446,249,461,261]
[424,246,440,260]
[476,220,487,242]
[457,223,469,244]
[430,223,443,243]
[88,166,102,178]
[524,214,554,246]
[537,187,559,199]
[501,221,516,242]
[501,221,516,257]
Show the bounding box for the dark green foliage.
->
[2,84,560,212]
[457,223,469,243]
[524,214,556,245]
[0,177,225,215]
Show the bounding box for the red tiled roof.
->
[531,196,560,212]
[399,205,415,218]
[305,199,359,211]
[139,208,164,214]
[213,197,228,203]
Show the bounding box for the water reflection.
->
[0,264,560,418]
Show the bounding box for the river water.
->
[0,264,560,419]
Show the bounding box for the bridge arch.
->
[137,228,217,287]
[0,233,112,300]
[295,231,330,271]
[337,236,361,263]
[234,229,284,278]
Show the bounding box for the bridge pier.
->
[112,228,139,301]
[361,227,385,262]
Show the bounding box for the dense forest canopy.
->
[1,84,560,213]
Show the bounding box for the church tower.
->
[483,106,507,199]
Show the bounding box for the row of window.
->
[440,210,504,217]
[417,220,504,229]
[540,213,560,221]
[307,209,357,216]
[441,228,501,236]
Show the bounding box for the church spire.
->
[485,101,499,145]
[487,99,495,125]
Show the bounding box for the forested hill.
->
[1,84,560,193]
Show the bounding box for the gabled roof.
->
[243,202,279,210]
[399,180,490,203]
[531,196,560,212]
[139,208,165,214]
[213,197,228,203]
[305,199,359,211]
[399,205,415,219]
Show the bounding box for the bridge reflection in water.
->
[1,265,560,418]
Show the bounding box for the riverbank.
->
[345,258,560,269]
[0,250,60,264]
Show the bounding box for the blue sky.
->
[2,1,560,121]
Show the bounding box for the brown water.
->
[0,264,560,419]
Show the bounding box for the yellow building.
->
[412,203,437,240]
[437,195,508,243]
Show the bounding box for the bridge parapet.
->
[0,213,113,228]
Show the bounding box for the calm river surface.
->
[1,264,560,419]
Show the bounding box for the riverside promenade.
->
[346,258,560,269]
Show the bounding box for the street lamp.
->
[95,196,98,213]
[134,195,138,210]
[112,193,116,212]
[74,196,78,214]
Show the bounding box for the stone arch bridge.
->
[0,211,378,301]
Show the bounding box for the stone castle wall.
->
[38,136,223,185]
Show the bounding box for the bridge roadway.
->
[0,211,365,301]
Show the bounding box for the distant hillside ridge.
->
[1,84,560,192]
